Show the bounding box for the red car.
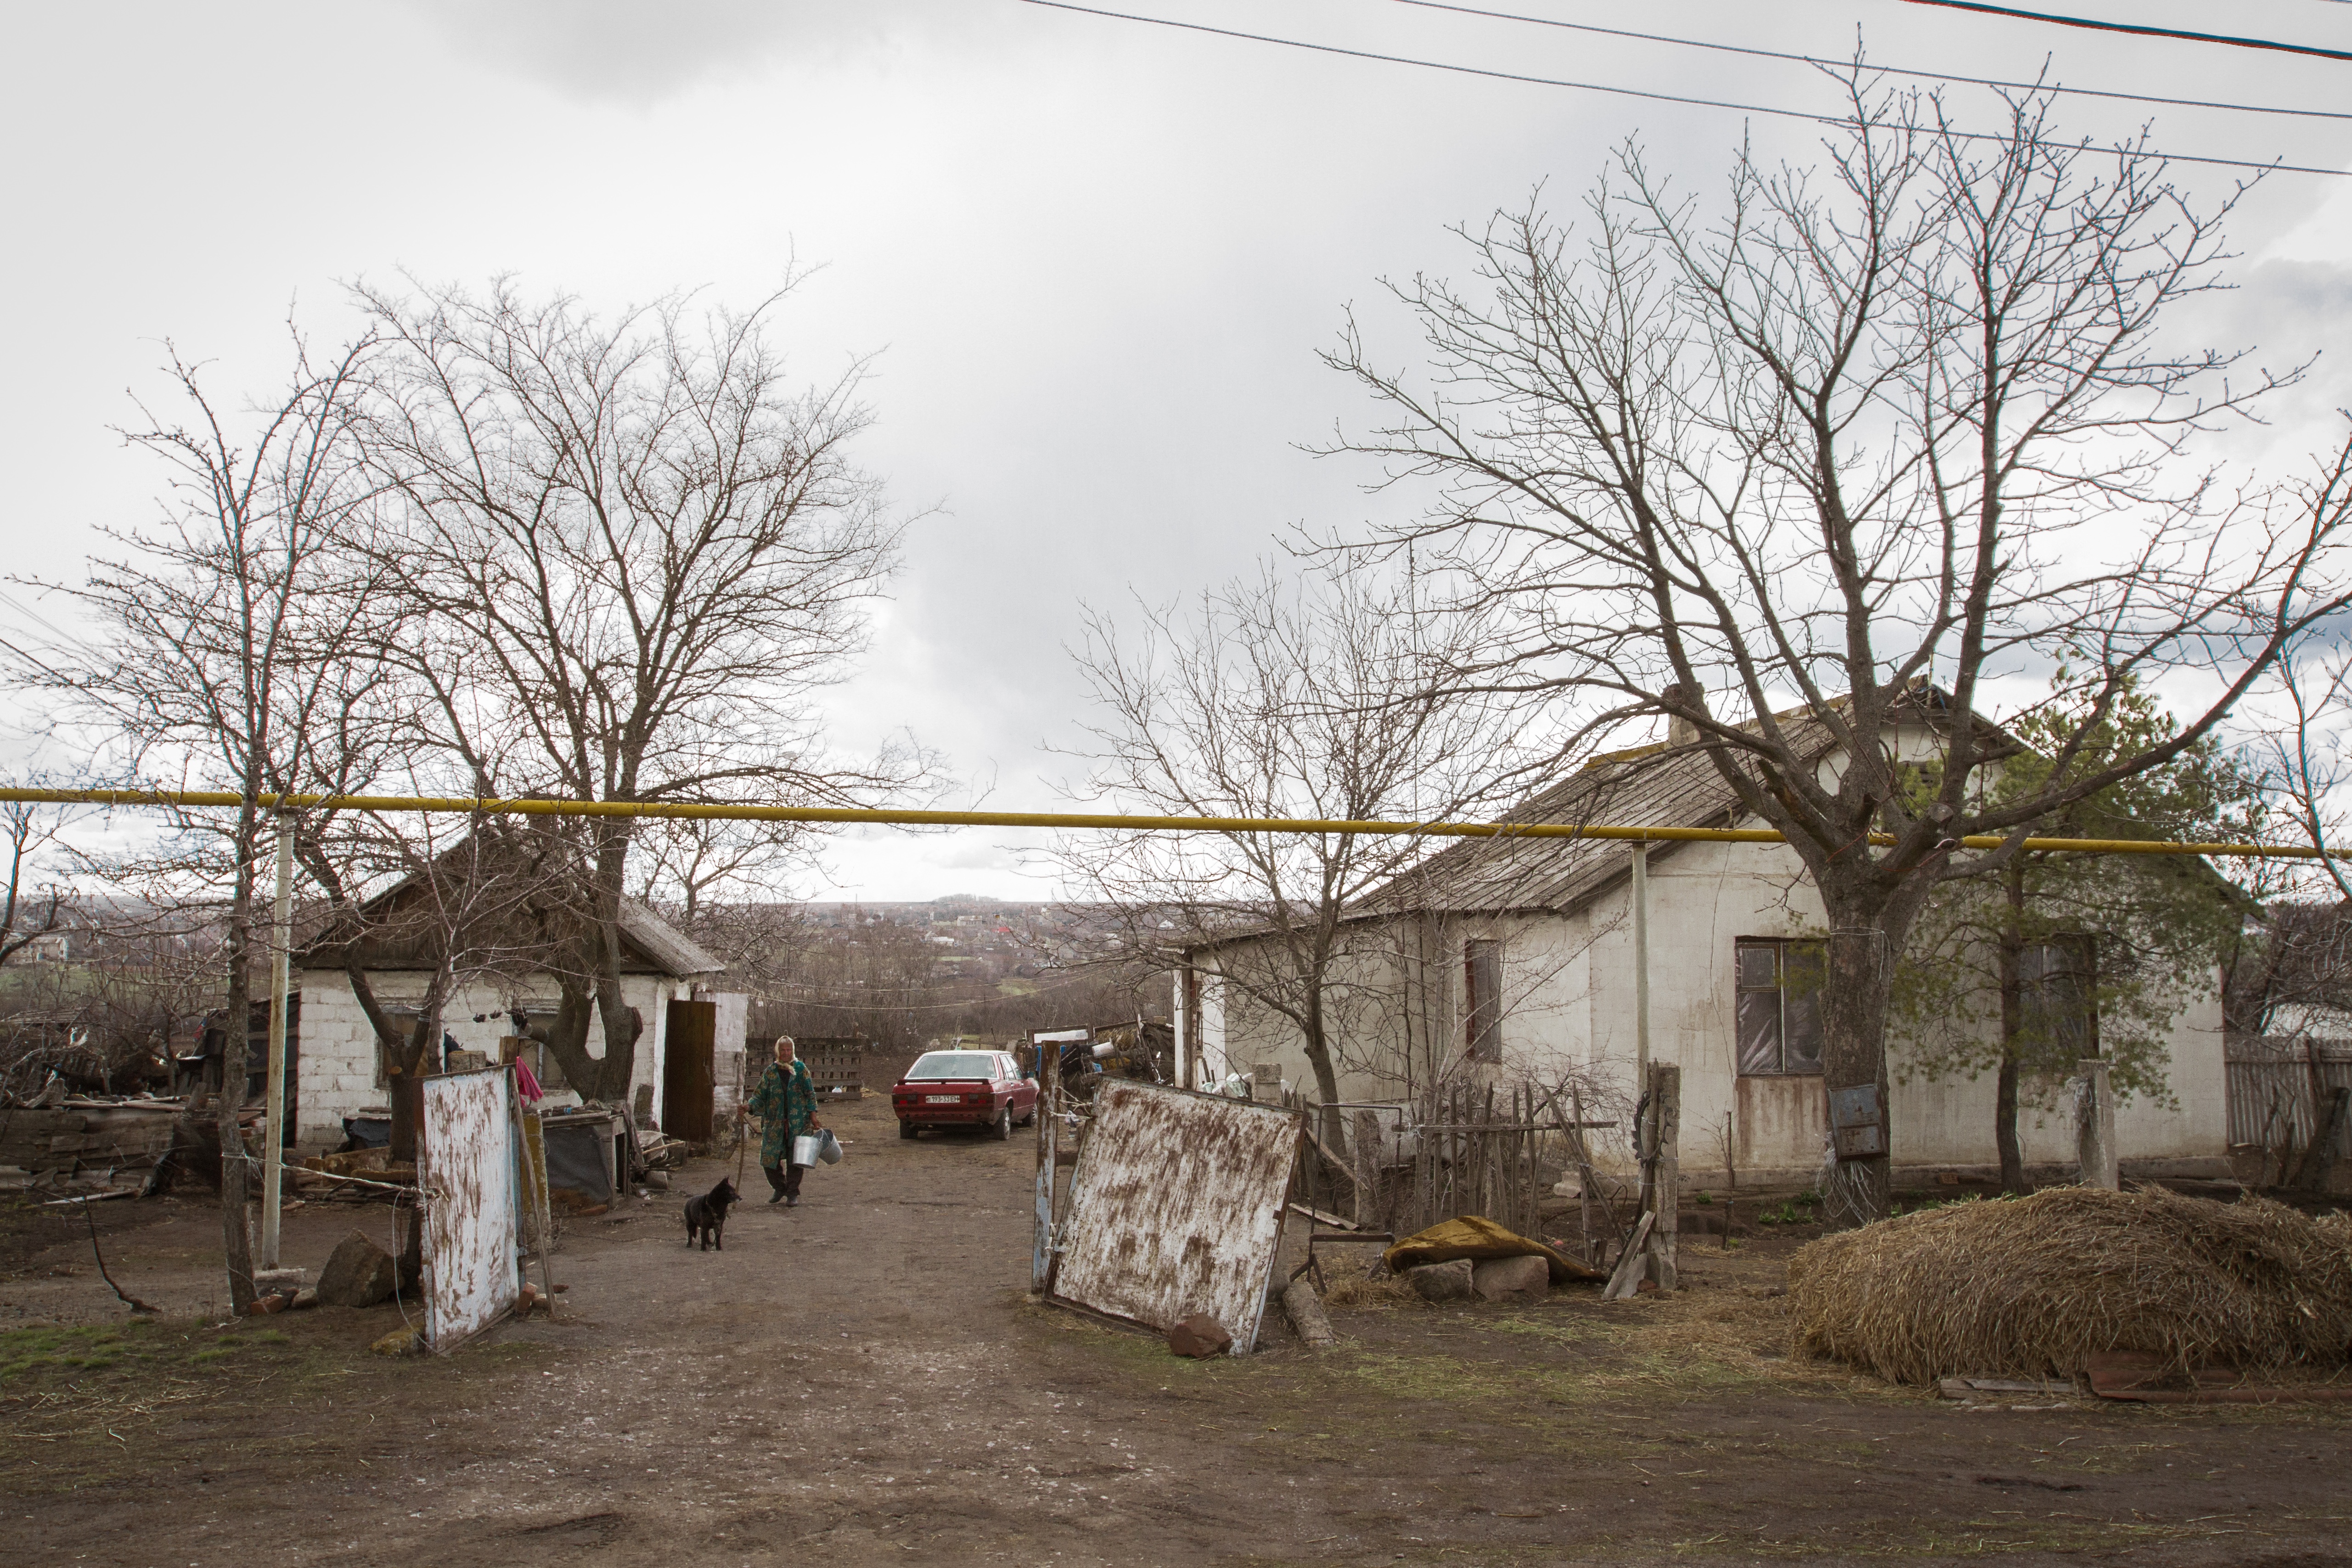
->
[893,1049,1039,1141]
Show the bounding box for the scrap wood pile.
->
[294,1146,416,1201]
[1788,1186,2352,1385]
[0,1099,234,1198]
[636,1129,690,1170]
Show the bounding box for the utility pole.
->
[259,813,294,1270]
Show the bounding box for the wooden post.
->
[1604,1209,1656,1300]
[1632,844,1651,1088]
[507,1069,557,1307]
[259,813,294,1271]
[1351,1108,1383,1232]
[1645,1063,1680,1293]
[1034,1032,1061,1290]
[1033,1028,1086,1291]
[2076,1058,2118,1191]
[1568,1087,1594,1262]
[2293,1086,2348,1192]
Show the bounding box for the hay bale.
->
[1321,1274,1425,1310]
[1788,1187,2352,1385]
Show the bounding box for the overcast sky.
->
[6,1,2351,901]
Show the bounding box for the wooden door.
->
[663,1000,718,1142]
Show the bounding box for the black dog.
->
[683,1176,741,1252]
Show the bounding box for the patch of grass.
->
[0,1323,154,1380]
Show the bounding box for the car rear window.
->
[906,1052,998,1080]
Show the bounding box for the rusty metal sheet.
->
[1049,1079,1299,1353]
[419,1068,519,1351]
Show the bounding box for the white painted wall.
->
[706,990,750,1123]
[1185,832,2229,1185]
[293,969,680,1151]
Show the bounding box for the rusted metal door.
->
[419,1068,520,1352]
[663,1000,717,1141]
[1049,1080,1300,1353]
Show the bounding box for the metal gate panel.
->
[420,1068,519,1351]
[1049,1080,1299,1353]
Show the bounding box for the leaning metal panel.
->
[1049,1080,1299,1354]
[420,1068,519,1352]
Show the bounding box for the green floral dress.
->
[747,1059,818,1165]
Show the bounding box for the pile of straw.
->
[1787,1186,2352,1384]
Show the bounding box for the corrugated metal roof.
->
[1356,706,1855,919]
[295,831,727,978]
[616,899,726,977]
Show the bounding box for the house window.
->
[2019,939,2096,1056]
[1464,938,1503,1062]
[1735,939,1824,1076]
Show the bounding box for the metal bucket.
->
[816,1129,843,1165]
[792,1133,822,1168]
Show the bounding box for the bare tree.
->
[350,275,923,1101]
[2223,627,2352,1037]
[8,330,381,1309]
[1053,561,1529,1146]
[0,770,81,967]
[1324,85,2352,1223]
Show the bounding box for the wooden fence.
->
[2226,1035,2352,1170]
[1402,1081,1553,1239]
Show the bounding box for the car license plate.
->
[923,1094,958,1104]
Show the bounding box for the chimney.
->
[1662,684,1700,748]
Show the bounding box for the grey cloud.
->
[391,0,998,102]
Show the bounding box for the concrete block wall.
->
[294,968,678,1152]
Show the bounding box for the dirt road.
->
[4,1094,2349,1567]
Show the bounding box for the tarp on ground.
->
[1384,1214,1606,1282]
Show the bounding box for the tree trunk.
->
[1300,987,1347,1155]
[1816,924,1893,1229]
[219,808,259,1314]
[1996,864,2029,1195]
[542,974,602,1098]
[387,982,444,1291]
[588,827,641,1102]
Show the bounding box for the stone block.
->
[316,1229,398,1308]
[1471,1254,1550,1302]
[1167,1312,1233,1357]
[1406,1259,1476,1302]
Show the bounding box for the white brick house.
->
[291,876,724,1151]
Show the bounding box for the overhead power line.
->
[1902,0,2352,62]
[1388,0,2352,122]
[0,785,2338,861]
[1014,0,2351,177]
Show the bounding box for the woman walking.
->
[744,1035,823,1206]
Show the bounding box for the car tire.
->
[899,1120,918,1140]
[992,1107,1013,1141]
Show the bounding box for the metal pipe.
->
[0,785,2332,859]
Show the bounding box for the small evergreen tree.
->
[1890,686,2252,1192]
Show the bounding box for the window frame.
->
[2017,935,2099,1058]
[1734,937,1826,1078]
[1463,937,1504,1063]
